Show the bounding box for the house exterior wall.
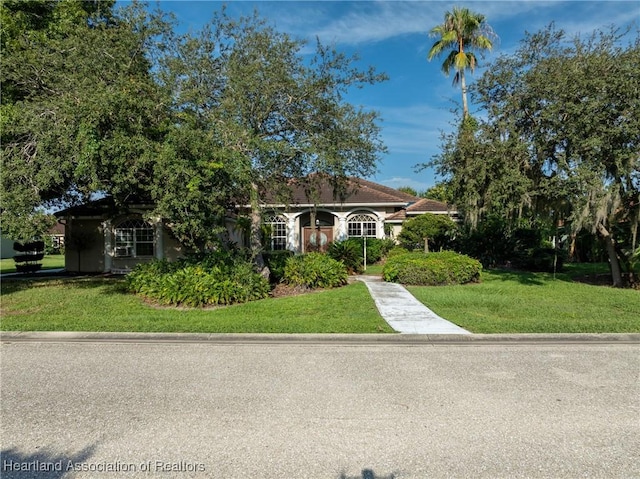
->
[64,219,105,273]
[264,206,393,253]
[388,224,403,241]
[63,217,186,274]
[162,230,185,262]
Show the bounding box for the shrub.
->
[263,250,295,282]
[513,247,566,272]
[455,217,566,272]
[126,255,269,307]
[397,213,457,252]
[327,240,363,273]
[283,252,348,289]
[333,237,396,265]
[383,251,482,286]
[387,246,409,258]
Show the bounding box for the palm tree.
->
[428,7,495,119]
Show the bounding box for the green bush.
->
[383,251,482,286]
[334,237,395,265]
[513,247,566,272]
[126,255,269,307]
[283,252,348,289]
[263,250,295,282]
[327,240,363,273]
[387,246,409,258]
[398,213,457,252]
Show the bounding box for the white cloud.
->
[377,176,434,192]
[267,1,637,47]
[306,1,548,46]
[377,103,452,156]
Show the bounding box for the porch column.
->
[154,219,164,260]
[102,219,112,272]
[286,215,297,252]
[336,214,348,242]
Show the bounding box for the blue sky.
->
[141,1,639,192]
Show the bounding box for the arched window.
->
[114,219,154,257]
[264,215,287,251]
[348,213,377,238]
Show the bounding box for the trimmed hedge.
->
[126,256,270,307]
[283,252,348,289]
[383,251,482,286]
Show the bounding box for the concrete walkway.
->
[356,275,471,335]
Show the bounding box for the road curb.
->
[1,331,639,345]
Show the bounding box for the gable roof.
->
[385,198,454,222]
[263,176,420,206]
[54,196,154,218]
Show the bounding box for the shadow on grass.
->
[1,444,96,479]
[487,265,617,287]
[0,276,128,297]
[486,269,547,286]
[339,469,397,479]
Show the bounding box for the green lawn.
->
[408,266,640,333]
[0,278,393,333]
[362,263,384,275]
[1,263,638,334]
[0,255,65,274]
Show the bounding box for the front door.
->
[303,227,333,253]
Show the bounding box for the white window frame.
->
[265,215,287,251]
[114,219,155,258]
[347,213,377,238]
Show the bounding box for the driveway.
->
[1,337,638,478]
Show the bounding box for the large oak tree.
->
[431,25,639,286]
[1,4,387,264]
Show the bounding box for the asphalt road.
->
[1,337,638,479]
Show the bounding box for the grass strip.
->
[0,278,393,333]
[408,268,640,333]
[0,255,65,274]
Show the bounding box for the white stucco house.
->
[55,177,457,273]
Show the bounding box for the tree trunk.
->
[596,223,623,287]
[460,70,469,119]
[249,182,266,271]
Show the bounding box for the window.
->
[114,219,154,257]
[265,215,287,251]
[348,213,377,238]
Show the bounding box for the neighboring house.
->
[55,178,456,273]
[1,234,17,259]
[48,223,65,251]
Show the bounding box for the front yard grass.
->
[1,263,638,334]
[0,278,393,333]
[0,255,65,274]
[408,265,640,333]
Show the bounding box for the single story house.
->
[55,177,457,273]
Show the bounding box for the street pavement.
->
[1,337,638,479]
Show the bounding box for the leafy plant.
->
[398,213,458,252]
[334,237,396,265]
[383,251,482,286]
[263,250,295,283]
[126,254,270,307]
[327,241,363,273]
[283,253,348,289]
